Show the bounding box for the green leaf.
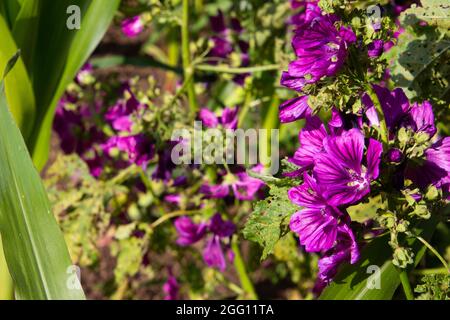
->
[13,0,120,170]
[402,0,450,29]
[319,215,440,300]
[387,26,450,104]
[0,0,22,29]
[11,0,40,70]
[243,184,298,260]
[0,61,85,299]
[0,14,35,140]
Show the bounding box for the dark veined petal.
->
[280,71,308,91]
[323,128,365,171]
[174,217,208,246]
[290,208,338,252]
[279,96,311,123]
[199,108,219,128]
[288,172,327,208]
[408,101,436,137]
[366,138,383,180]
[203,236,227,271]
[209,213,236,238]
[289,116,328,169]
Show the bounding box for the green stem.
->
[413,267,448,275]
[261,94,280,165]
[194,0,203,13]
[366,85,389,148]
[399,269,414,300]
[195,64,280,74]
[415,236,450,274]
[166,27,180,87]
[231,238,258,300]
[181,0,199,116]
[237,88,253,128]
[150,210,201,229]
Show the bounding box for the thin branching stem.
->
[181,0,199,116]
[231,238,258,300]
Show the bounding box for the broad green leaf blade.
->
[402,0,450,29]
[319,216,439,300]
[0,0,22,29]
[11,0,41,70]
[0,14,35,140]
[0,238,14,300]
[0,71,85,299]
[25,0,120,170]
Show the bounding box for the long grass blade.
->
[0,55,85,300]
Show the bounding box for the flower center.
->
[346,168,369,190]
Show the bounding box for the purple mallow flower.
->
[174,214,235,271]
[121,16,144,38]
[102,134,155,170]
[363,86,450,191]
[317,224,360,285]
[200,165,265,201]
[290,1,321,27]
[281,15,356,92]
[367,40,384,58]
[314,129,382,206]
[199,107,238,130]
[208,11,250,85]
[286,117,382,287]
[406,138,450,189]
[163,273,179,300]
[174,217,208,246]
[105,88,142,133]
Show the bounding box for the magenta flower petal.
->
[366,138,383,180]
[367,39,384,58]
[317,225,359,283]
[199,108,219,128]
[221,107,238,129]
[174,216,208,246]
[408,101,436,137]
[200,183,230,199]
[209,214,235,238]
[289,116,328,171]
[163,275,179,300]
[203,236,227,271]
[121,16,144,38]
[288,173,327,208]
[323,128,365,171]
[406,137,450,188]
[315,129,376,206]
[279,96,311,123]
[232,171,265,201]
[290,208,339,252]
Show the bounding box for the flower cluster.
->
[54,74,156,178]
[207,11,250,85]
[175,213,236,271]
[287,115,382,288]
[363,86,450,193]
[280,3,356,123]
[279,1,450,291]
